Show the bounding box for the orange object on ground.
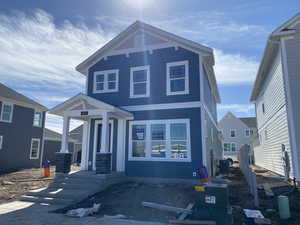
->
[44,167,50,177]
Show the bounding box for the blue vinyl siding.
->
[87,47,200,106]
[125,108,202,179]
[203,66,217,120]
[0,102,45,173]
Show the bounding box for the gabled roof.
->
[69,125,83,143]
[239,117,257,129]
[75,20,220,103]
[44,128,76,142]
[250,13,300,101]
[0,83,47,111]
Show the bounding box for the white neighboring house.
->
[218,112,257,162]
[250,13,300,182]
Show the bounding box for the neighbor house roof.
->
[0,83,47,111]
[69,125,83,144]
[44,128,76,142]
[75,20,220,103]
[250,13,300,101]
[239,117,257,129]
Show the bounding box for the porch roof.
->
[49,93,133,119]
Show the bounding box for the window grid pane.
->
[1,104,12,122]
[30,140,39,158]
[151,124,166,158]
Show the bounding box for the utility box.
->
[191,183,232,225]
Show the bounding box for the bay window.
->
[129,119,191,161]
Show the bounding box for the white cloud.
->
[214,49,259,85]
[0,10,263,130]
[218,104,255,114]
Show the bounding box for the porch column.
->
[96,111,111,174]
[80,120,89,171]
[101,112,110,153]
[60,115,70,153]
[55,115,72,173]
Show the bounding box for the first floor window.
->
[33,111,43,127]
[245,129,250,136]
[0,136,3,150]
[1,103,13,122]
[129,119,190,161]
[250,129,254,135]
[30,138,40,159]
[224,143,230,152]
[231,143,236,152]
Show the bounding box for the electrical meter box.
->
[191,183,232,225]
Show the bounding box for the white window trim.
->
[166,60,189,96]
[231,142,237,152]
[128,119,191,162]
[93,69,119,93]
[30,138,40,160]
[223,142,231,152]
[130,65,150,98]
[0,136,3,150]
[0,102,14,123]
[230,129,236,138]
[33,110,43,127]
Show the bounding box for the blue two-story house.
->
[0,83,47,173]
[50,21,222,179]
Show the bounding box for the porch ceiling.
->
[49,93,133,119]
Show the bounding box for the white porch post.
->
[101,112,110,153]
[80,120,89,170]
[60,115,70,153]
[117,119,126,172]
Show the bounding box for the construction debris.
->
[254,218,271,224]
[169,219,216,224]
[66,203,101,218]
[178,203,195,220]
[1,180,14,185]
[243,209,264,219]
[103,214,127,219]
[262,183,274,197]
[142,201,193,214]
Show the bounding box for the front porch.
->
[50,93,133,174]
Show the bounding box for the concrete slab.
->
[0,201,164,225]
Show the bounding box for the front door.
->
[96,123,112,153]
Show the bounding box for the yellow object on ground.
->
[194,185,205,192]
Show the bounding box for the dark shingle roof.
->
[0,83,47,111]
[239,117,257,129]
[69,125,83,143]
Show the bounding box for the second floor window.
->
[230,129,236,137]
[33,111,43,127]
[0,103,13,123]
[167,61,189,95]
[130,66,150,98]
[93,70,119,93]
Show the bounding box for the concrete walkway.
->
[0,201,164,225]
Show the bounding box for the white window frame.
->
[0,102,14,123]
[230,129,236,138]
[33,111,43,127]
[245,129,250,137]
[93,69,119,93]
[0,136,3,150]
[223,142,230,152]
[30,138,40,159]
[231,142,237,152]
[128,119,191,162]
[130,65,150,98]
[166,60,189,96]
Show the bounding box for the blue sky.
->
[0,0,299,132]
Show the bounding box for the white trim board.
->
[121,101,201,111]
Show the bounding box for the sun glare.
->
[123,0,154,10]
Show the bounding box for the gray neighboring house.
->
[250,13,300,182]
[43,128,75,165]
[0,83,47,173]
[69,125,83,164]
[218,112,257,161]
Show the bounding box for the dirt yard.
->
[0,168,53,204]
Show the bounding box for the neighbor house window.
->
[211,128,214,143]
[265,129,268,140]
[230,129,236,137]
[0,136,3,150]
[33,111,43,127]
[93,69,119,93]
[30,138,40,159]
[250,129,254,135]
[129,119,190,161]
[130,66,150,98]
[262,103,265,114]
[0,103,13,123]
[224,143,230,152]
[166,61,189,95]
[231,143,236,152]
